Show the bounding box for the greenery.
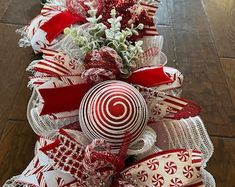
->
[64,3,144,77]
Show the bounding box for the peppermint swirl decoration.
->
[137,170,148,182]
[147,158,159,171]
[152,174,164,187]
[79,80,148,151]
[164,161,177,175]
[177,150,190,162]
[183,165,194,179]
[169,178,183,187]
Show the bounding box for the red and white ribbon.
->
[121,149,204,187]
[38,129,204,187]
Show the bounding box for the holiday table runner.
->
[4,0,215,186]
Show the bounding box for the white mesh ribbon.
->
[2,176,22,187]
[149,117,214,166]
[137,35,166,68]
[128,126,157,156]
[148,116,215,187]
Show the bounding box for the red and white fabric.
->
[24,5,63,53]
[121,149,204,187]
[16,151,75,187]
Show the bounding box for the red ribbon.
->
[127,67,173,87]
[38,67,172,115]
[39,83,93,115]
[40,11,87,43]
[40,129,204,187]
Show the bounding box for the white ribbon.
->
[127,126,157,155]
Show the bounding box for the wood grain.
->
[0,0,234,186]
[0,121,35,186]
[202,0,235,58]
[0,23,33,122]
[0,0,11,20]
[207,137,235,187]
[1,0,41,25]
[168,0,235,137]
[169,0,210,32]
[158,25,176,67]
[221,58,235,108]
[157,0,172,26]
[9,73,31,121]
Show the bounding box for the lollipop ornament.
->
[79,80,149,152]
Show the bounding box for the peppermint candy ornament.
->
[79,80,148,152]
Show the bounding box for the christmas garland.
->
[4,0,215,186]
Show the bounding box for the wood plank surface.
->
[157,0,172,26]
[158,25,176,67]
[0,23,33,122]
[207,137,235,187]
[0,0,234,186]
[0,121,35,186]
[1,0,41,25]
[221,58,235,108]
[168,0,235,137]
[202,0,235,58]
[0,0,11,20]
[9,73,31,121]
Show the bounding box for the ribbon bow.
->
[40,129,127,186]
[39,129,204,187]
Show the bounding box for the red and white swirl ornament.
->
[164,161,177,175]
[152,174,164,187]
[79,80,148,151]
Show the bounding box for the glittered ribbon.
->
[40,129,126,185]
